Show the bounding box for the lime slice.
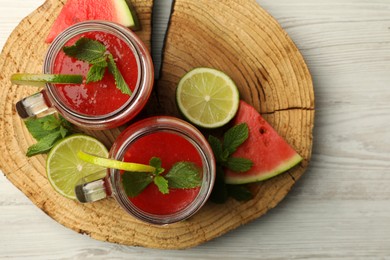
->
[176,67,240,128]
[11,73,83,87]
[77,151,155,172]
[46,134,108,199]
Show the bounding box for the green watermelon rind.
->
[225,153,303,185]
[123,0,141,30]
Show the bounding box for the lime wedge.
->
[77,151,155,173]
[46,134,108,199]
[11,73,83,87]
[176,67,240,128]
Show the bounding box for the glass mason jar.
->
[16,20,154,130]
[75,116,216,225]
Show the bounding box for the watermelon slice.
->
[224,101,303,184]
[45,0,140,43]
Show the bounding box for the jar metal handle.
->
[75,174,109,203]
[16,91,55,119]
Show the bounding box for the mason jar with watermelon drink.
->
[16,21,153,130]
[75,116,216,225]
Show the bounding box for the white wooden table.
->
[1,0,390,258]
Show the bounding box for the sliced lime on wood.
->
[176,67,240,128]
[11,73,83,87]
[46,134,108,199]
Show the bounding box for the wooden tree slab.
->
[0,0,314,249]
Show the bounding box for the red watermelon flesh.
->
[225,101,302,184]
[45,0,139,43]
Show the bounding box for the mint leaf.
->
[63,37,108,84]
[154,176,169,194]
[24,114,73,156]
[150,157,162,169]
[223,157,253,172]
[223,123,249,154]
[59,126,68,138]
[63,37,106,63]
[165,162,202,189]
[221,149,230,162]
[63,38,132,96]
[86,64,106,83]
[121,157,201,198]
[209,166,228,204]
[149,157,164,175]
[208,123,254,203]
[26,131,62,157]
[227,185,253,201]
[107,54,132,95]
[42,116,61,131]
[208,135,223,162]
[25,114,59,140]
[90,56,108,67]
[59,115,72,129]
[122,171,153,198]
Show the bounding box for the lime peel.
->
[77,150,155,172]
[11,73,83,87]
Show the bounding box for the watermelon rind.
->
[122,0,141,30]
[224,153,302,184]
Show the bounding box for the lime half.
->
[176,67,240,128]
[11,73,83,87]
[77,151,155,173]
[46,134,108,199]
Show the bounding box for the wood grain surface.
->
[2,0,390,258]
[0,0,314,249]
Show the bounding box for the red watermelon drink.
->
[75,117,216,224]
[16,21,153,130]
[123,130,204,215]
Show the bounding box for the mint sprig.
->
[165,162,202,189]
[223,123,250,154]
[63,37,132,95]
[208,123,254,203]
[154,176,169,194]
[62,37,106,62]
[121,157,202,198]
[107,54,131,95]
[24,114,73,157]
[122,171,153,197]
[209,123,253,172]
[86,64,106,83]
